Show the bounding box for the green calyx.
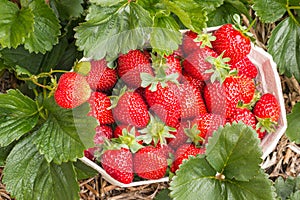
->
[140,54,179,92]
[237,90,261,110]
[255,117,278,133]
[94,138,128,160]
[73,61,91,75]
[194,32,216,48]
[205,51,236,83]
[138,114,176,146]
[108,85,127,110]
[232,14,255,42]
[184,122,204,147]
[111,127,144,153]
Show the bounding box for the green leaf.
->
[74,159,98,180]
[286,102,300,144]
[89,0,127,7]
[206,122,262,181]
[33,97,97,164]
[170,156,275,200]
[274,176,296,200]
[0,90,39,147]
[0,0,34,48]
[3,136,79,200]
[24,0,61,54]
[154,189,172,200]
[166,0,207,33]
[0,142,15,166]
[50,0,84,20]
[253,0,286,23]
[268,17,300,82]
[150,15,182,55]
[74,2,153,61]
[194,0,224,12]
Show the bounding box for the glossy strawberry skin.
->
[170,143,205,173]
[182,47,219,81]
[229,108,257,130]
[182,30,201,56]
[253,93,280,122]
[101,148,134,184]
[133,146,168,180]
[145,83,181,128]
[230,56,258,79]
[165,54,183,81]
[54,72,91,109]
[182,73,206,92]
[88,92,114,124]
[117,49,154,88]
[212,24,251,64]
[113,91,150,128]
[86,59,117,92]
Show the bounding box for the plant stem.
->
[287,1,300,26]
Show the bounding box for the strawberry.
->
[182,30,201,56]
[253,93,280,133]
[182,47,219,81]
[165,54,182,81]
[167,121,190,150]
[88,91,114,124]
[170,143,205,173]
[113,124,143,145]
[133,145,168,180]
[182,72,206,92]
[117,49,154,88]
[230,56,258,79]
[211,23,251,64]
[179,82,207,119]
[238,75,256,105]
[85,59,118,92]
[54,72,91,109]
[192,113,226,142]
[101,147,134,184]
[111,87,150,128]
[229,108,257,130]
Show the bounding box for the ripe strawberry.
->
[167,122,189,150]
[182,72,206,92]
[88,91,114,124]
[238,75,256,105]
[230,56,258,79]
[112,88,150,128]
[101,148,134,184]
[179,82,207,119]
[182,47,219,81]
[192,113,226,141]
[133,145,168,180]
[229,108,257,130]
[253,93,280,133]
[144,82,181,127]
[85,59,117,92]
[117,49,154,88]
[182,30,201,56]
[212,24,251,64]
[170,143,205,173]
[54,72,91,109]
[165,54,182,81]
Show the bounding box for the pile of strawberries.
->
[54,24,281,184]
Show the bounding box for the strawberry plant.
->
[0,0,293,200]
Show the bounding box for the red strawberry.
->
[133,145,168,180]
[253,93,280,133]
[101,148,134,184]
[85,59,118,92]
[165,54,182,81]
[192,113,226,141]
[182,30,201,56]
[145,82,181,127]
[167,122,190,150]
[179,82,207,119]
[238,75,256,105]
[88,92,114,124]
[182,73,206,92]
[117,49,153,88]
[182,47,219,81]
[112,88,149,128]
[54,72,91,109]
[229,108,257,130]
[230,56,258,79]
[212,24,251,64]
[170,143,205,173]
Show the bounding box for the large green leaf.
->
[286,102,300,144]
[24,0,61,54]
[74,2,153,61]
[89,0,127,7]
[268,17,300,82]
[0,0,34,48]
[74,159,98,180]
[253,0,286,23]
[33,98,97,164]
[195,0,224,12]
[150,15,182,55]
[2,136,79,200]
[170,156,275,200]
[50,0,84,20]
[206,122,262,181]
[0,90,39,147]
